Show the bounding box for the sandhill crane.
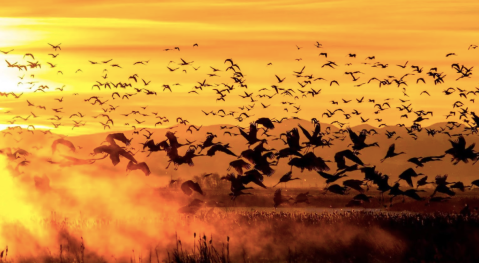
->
[347,127,379,152]
[126,160,151,176]
[343,179,366,193]
[293,192,311,204]
[324,184,349,195]
[317,171,347,186]
[92,144,137,166]
[51,138,76,155]
[273,189,292,208]
[381,144,405,162]
[181,180,203,196]
[396,168,421,187]
[105,133,132,146]
[288,152,330,172]
[416,176,433,189]
[334,149,364,170]
[445,136,478,164]
[273,171,300,188]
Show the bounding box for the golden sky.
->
[2,2,479,257]
[0,0,478,135]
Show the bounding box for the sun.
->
[0,62,23,94]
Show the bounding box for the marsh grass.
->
[4,188,479,263]
[3,210,479,263]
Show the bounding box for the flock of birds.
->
[1,42,479,213]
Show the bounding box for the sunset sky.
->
[2,2,479,260]
[0,0,478,135]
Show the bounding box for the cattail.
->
[226,236,230,263]
[80,237,85,263]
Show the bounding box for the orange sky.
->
[2,2,479,259]
[0,0,478,135]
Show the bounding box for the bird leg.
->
[303,146,310,154]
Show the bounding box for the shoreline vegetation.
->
[2,207,479,263]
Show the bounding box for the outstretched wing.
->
[106,133,131,146]
[138,162,151,176]
[238,127,250,141]
[229,159,251,175]
[342,150,364,166]
[118,149,137,164]
[335,150,363,170]
[191,182,204,195]
[165,131,179,146]
[242,170,267,188]
[347,128,359,144]
[298,124,312,141]
[143,139,156,150]
[387,144,396,156]
[312,123,321,138]
[249,123,258,139]
[317,171,334,180]
[181,181,193,195]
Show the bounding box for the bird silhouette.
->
[206,144,236,157]
[51,138,76,155]
[288,152,330,172]
[181,180,204,196]
[334,150,363,170]
[273,189,291,208]
[445,136,478,164]
[273,171,300,187]
[93,144,137,166]
[238,123,265,148]
[324,184,349,195]
[126,161,151,176]
[317,171,347,186]
[343,179,366,193]
[396,168,421,187]
[380,144,405,162]
[347,128,379,152]
[293,192,311,204]
[416,176,433,189]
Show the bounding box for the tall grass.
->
[3,209,479,262]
